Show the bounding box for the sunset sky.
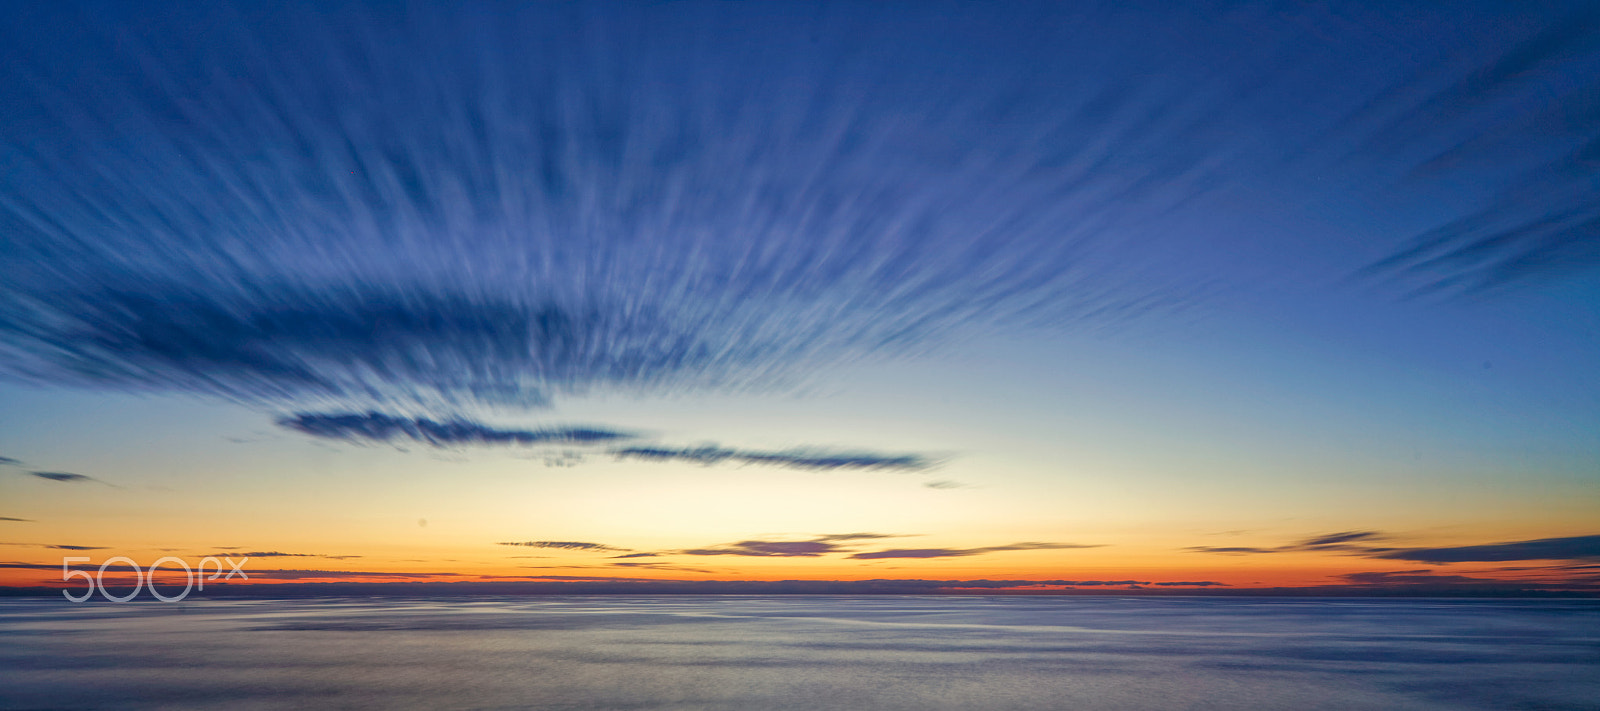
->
[1,1,1597,595]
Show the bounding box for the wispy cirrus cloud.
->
[0,1,1590,422]
[848,542,1100,560]
[0,517,30,523]
[0,3,1209,416]
[1357,6,1600,293]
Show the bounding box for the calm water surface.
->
[1,596,1596,710]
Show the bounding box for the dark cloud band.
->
[1374,535,1600,564]
[279,412,632,447]
[612,445,932,472]
[1188,532,1600,564]
[849,542,1100,560]
[26,471,95,484]
[497,541,628,553]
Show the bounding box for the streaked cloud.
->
[0,2,1217,416]
[0,517,30,523]
[1359,6,1600,293]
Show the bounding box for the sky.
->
[1,0,1597,596]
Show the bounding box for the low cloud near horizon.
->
[849,542,1101,560]
[1188,532,1600,564]
[498,541,631,553]
[679,533,900,558]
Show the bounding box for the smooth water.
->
[1,596,1596,710]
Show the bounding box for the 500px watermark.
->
[60,556,249,602]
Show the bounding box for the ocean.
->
[1,596,1596,710]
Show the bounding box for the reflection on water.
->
[1,596,1596,710]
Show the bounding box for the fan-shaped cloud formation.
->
[0,2,1183,414]
[1,1,1591,415]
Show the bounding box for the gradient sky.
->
[1,0,1597,595]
